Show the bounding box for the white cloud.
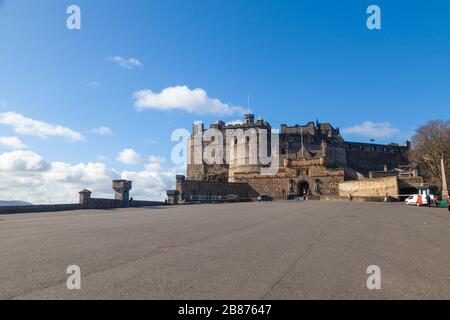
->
[148,155,165,164]
[0,151,49,171]
[86,81,101,87]
[108,56,142,70]
[0,150,183,204]
[0,136,27,150]
[342,121,401,139]
[121,158,184,201]
[91,126,113,135]
[41,162,121,204]
[44,162,118,185]
[0,112,84,141]
[133,85,247,116]
[116,148,141,165]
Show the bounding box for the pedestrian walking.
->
[434,195,439,208]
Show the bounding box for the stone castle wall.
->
[345,142,408,174]
[234,166,345,199]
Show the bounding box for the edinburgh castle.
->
[169,114,422,203]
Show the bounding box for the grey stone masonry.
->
[112,180,132,206]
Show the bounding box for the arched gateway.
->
[298,181,310,197]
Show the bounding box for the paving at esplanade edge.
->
[1,201,450,299]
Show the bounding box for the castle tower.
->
[112,180,132,205]
[228,114,271,182]
[244,113,255,125]
[186,123,205,180]
[176,175,185,192]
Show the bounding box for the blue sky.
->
[0,0,449,203]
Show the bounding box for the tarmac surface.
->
[1,201,450,300]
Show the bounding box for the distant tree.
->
[409,120,450,186]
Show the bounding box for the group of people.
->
[347,192,450,211]
[417,194,450,211]
[416,194,437,207]
[415,194,450,211]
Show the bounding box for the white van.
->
[405,195,419,206]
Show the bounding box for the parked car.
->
[405,195,419,206]
[257,195,273,202]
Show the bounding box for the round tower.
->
[227,118,270,181]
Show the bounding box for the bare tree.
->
[410,120,450,187]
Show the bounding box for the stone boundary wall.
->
[178,180,258,202]
[0,198,165,215]
[321,195,399,202]
[339,176,399,199]
[0,204,87,214]
[132,200,165,207]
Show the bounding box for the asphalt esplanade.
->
[1,201,450,299]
